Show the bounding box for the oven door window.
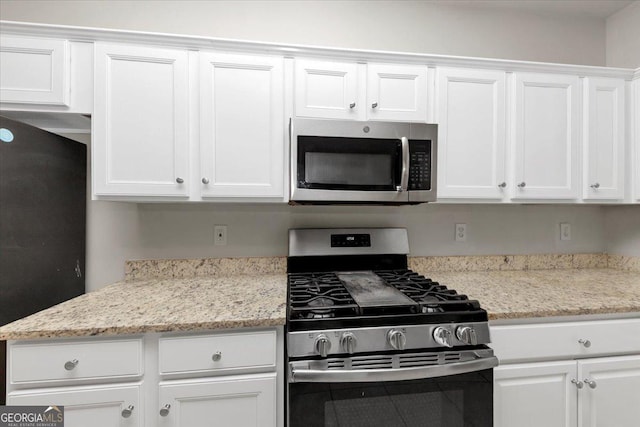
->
[288,370,493,427]
[297,136,402,191]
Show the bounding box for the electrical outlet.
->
[455,223,467,242]
[214,225,227,246]
[560,223,571,241]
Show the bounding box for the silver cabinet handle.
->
[371,102,378,109]
[64,359,79,371]
[202,177,210,184]
[584,378,597,389]
[121,405,134,418]
[571,379,584,389]
[175,177,184,184]
[159,404,171,417]
[349,102,356,109]
[498,182,507,188]
[517,182,526,188]
[212,351,222,362]
[578,339,591,348]
[590,183,600,189]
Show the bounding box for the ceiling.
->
[429,0,636,19]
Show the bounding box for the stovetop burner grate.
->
[288,269,484,327]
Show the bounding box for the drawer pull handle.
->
[571,379,583,389]
[159,404,171,417]
[498,182,507,188]
[517,182,526,188]
[121,405,134,418]
[371,102,378,109]
[578,339,591,348]
[64,359,79,371]
[212,351,222,362]
[349,102,356,109]
[584,378,597,389]
[176,177,184,184]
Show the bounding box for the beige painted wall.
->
[606,1,640,68]
[1,0,607,65]
[605,206,640,256]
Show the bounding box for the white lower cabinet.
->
[492,319,640,427]
[8,383,142,427]
[6,328,281,427]
[157,374,276,427]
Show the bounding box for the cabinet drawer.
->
[10,339,143,384]
[491,319,640,363]
[159,329,276,375]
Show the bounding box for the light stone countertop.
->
[1,267,639,341]
[0,274,287,341]
[424,268,640,321]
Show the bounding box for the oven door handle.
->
[289,356,498,383]
[399,136,409,192]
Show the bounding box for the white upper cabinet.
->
[635,78,640,202]
[294,59,428,122]
[294,59,360,120]
[0,35,69,106]
[583,77,625,200]
[435,67,506,199]
[93,43,190,198]
[366,63,428,122]
[199,52,284,199]
[512,72,580,200]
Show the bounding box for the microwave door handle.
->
[399,137,409,192]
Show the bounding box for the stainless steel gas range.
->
[285,228,498,427]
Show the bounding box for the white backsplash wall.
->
[604,206,640,257]
[131,203,606,258]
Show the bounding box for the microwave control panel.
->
[408,140,431,190]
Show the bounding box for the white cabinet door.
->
[578,355,640,427]
[494,361,577,427]
[0,35,70,106]
[199,52,284,199]
[93,43,189,198]
[8,383,141,427]
[512,72,580,199]
[294,59,361,120]
[583,77,625,200]
[435,67,506,198]
[367,63,427,122]
[158,373,276,427]
[634,78,640,202]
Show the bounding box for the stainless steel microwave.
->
[290,118,437,204]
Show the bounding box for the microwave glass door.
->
[288,369,493,427]
[297,136,402,191]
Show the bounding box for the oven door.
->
[288,353,496,427]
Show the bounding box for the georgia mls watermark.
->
[0,406,64,427]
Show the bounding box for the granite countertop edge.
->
[2,268,640,341]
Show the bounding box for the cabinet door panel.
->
[158,374,276,427]
[513,73,579,199]
[367,63,427,122]
[436,67,506,198]
[93,43,189,197]
[494,361,576,427]
[583,77,625,200]
[8,384,141,427]
[200,52,284,198]
[579,355,640,427]
[634,79,640,202]
[294,59,360,120]
[0,35,69,106]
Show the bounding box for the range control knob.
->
[456,326,478,345]
[387,329,407,350]
[314,334,332,358]
[433,327,453,348]
[340,332,357,354]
